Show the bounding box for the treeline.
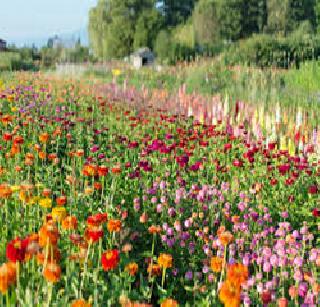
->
[88,0,320,67]
[0,41,91,71]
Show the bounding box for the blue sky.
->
[0,0,97,46]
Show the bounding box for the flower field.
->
[0,73,319,306]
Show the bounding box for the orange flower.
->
[37,247,61,265]
[98,165,108,176]
[219,231,234,246]
[71,299,92,307]
[38,151,46,160]
[219,279,241,307]
[0,184,12,198]
[0,262,16,294]
[43,262,61,283]
[147,263,161,276]
[125,262,139,276]
[210,257,224,273]
[158,254,172,269]
[277,298,288,307]
[226,263,249,285]
[111,165,121,174]
[82,164,97,177]
[148,225,161,234]
[61,216,78,230]
[39,221,59,247]
[107,219,122,232]
[39,133,49,143]
[161,298,179,307]
[56,195,67,206]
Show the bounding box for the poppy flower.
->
[43,262,61,283]
[6,237,29,262]
[101,250,120,271]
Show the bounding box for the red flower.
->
[261,290,272,305]
[308,185,318,195]
[233,159,243,167]
[312,208,320,217]
[6,237,29,262]
[86,229,104,243]
[101,250,120,271]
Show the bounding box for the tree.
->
[160,0,198,27]
[193,0,220,46]
[133,9,163,49]
[217,0,245,41]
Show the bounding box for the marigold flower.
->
[125,262,138,276]
[161,298,179,307]
[226,263,249,285]
[219,279,241,307]
[210,257,224,273]
[107,219,122,232]
[43,262,61,283]
[61,216,78,231]
[158,254,173,269]
[0,262,16,294]
[51,207,67,223]
[71,299,92,307]
[101,250,120,271]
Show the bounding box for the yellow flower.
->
[51,207,67,222]
[11,107,17,112]
[112,69,121,77]
[10,185,20,192]
[39,198,52,208]
[158,253,173,269]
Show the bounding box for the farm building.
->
[0,39,7,51]
[131,47,154,69]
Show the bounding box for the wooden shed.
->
[131,47,154,69]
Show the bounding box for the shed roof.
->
[132,47,153,57]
